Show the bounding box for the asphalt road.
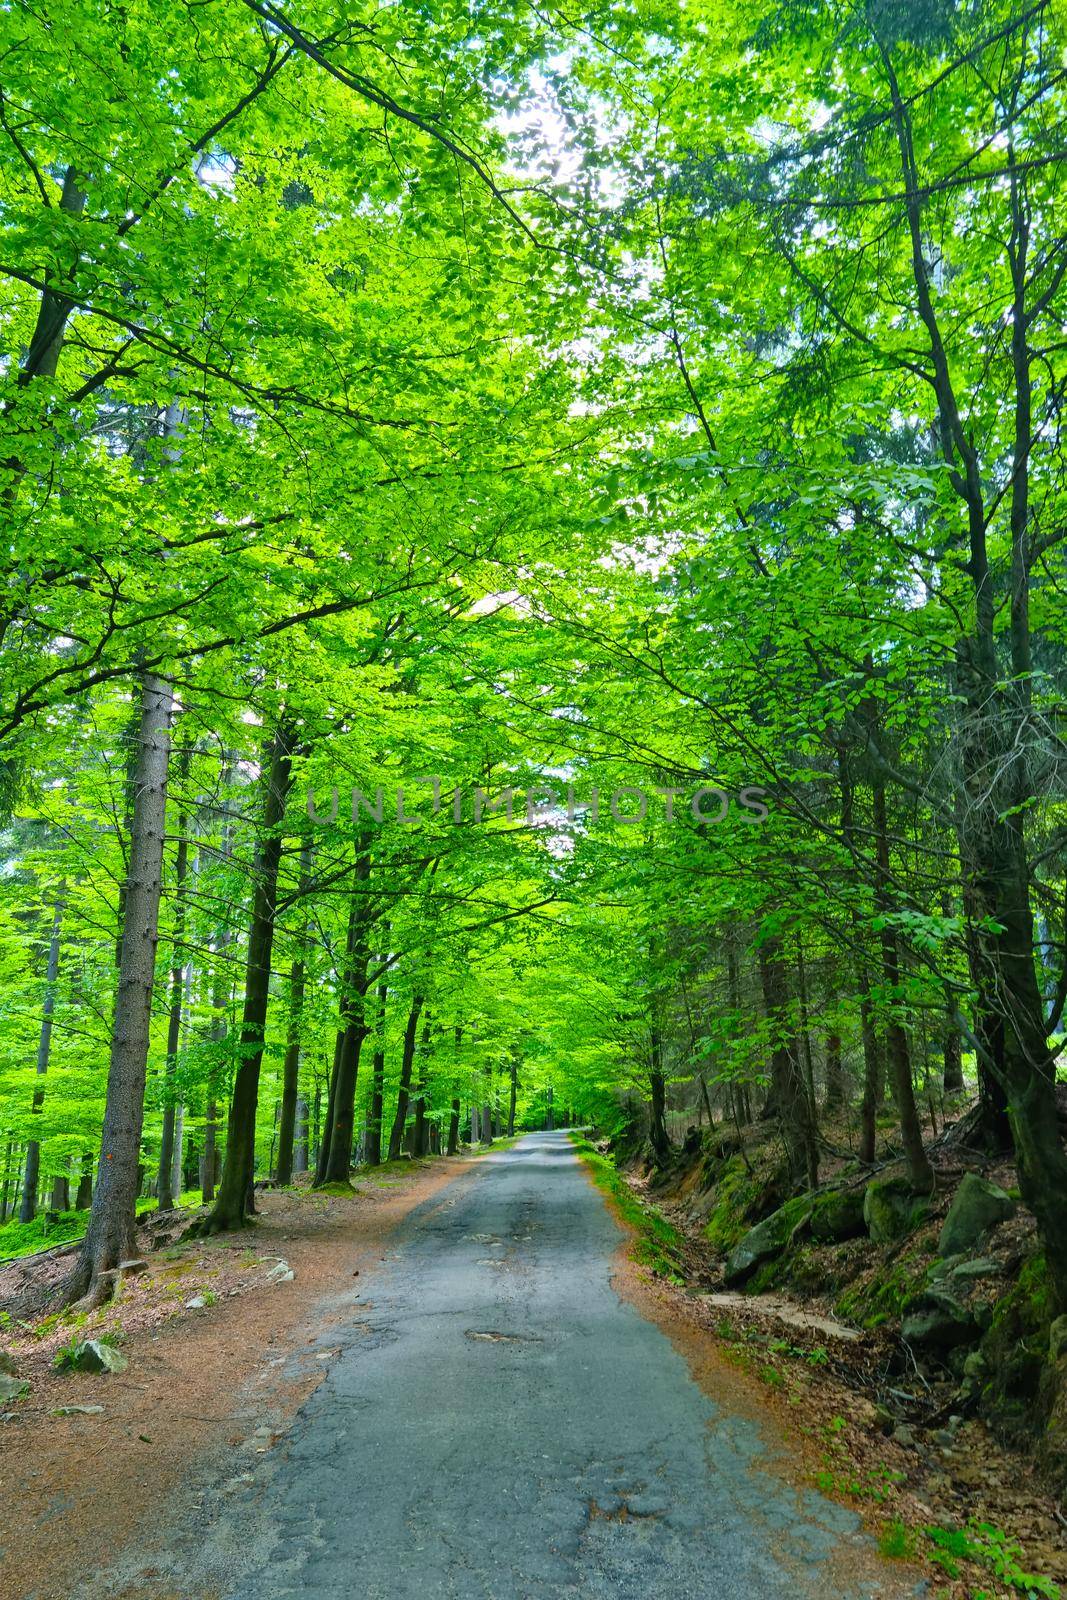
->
[99,1132,913,1600]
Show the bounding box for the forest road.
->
[109,1132,917,1600]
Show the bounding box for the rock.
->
[810,1187,867,1243]
[863,1177,931,1244]
[938,1173,1016,1258]
[891,1423,916,1447]
[723,1195,813,1286]
[50,1404,104,1416]
[902,1286,981,1350]
[0,1374,29,1401]
[185,1295,207,1310]
[0,1351,21,1378]
[947,1256,1001,1282]
[265,1260,294,1284]
[117,1258,149,1276]
[68,1339,128,1374]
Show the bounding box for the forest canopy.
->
[1,0,1066,1318]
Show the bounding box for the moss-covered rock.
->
[723,1193,813,1286]
[862,1176,931,1243]
[810,1186,867,1243]
[702,1154,765,1252]
[938,1172,1016,1258]
[901,1285,981,1350]
[978,1255,1053,1449]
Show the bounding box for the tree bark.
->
[275,953,306,1185]
[200,720,294,1233]
[156,741,192,1211]
[20,888,65,1223]
[411,1017,432,1158]
[871,773,933,1193]
[647,1030,670,1165]
[320,853,374,1184]
[387,994,424,1161]
[66,673,174,1305]
[757,937,819,1190]
[447,1097,460,1155]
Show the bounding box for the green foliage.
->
[926,1523,1060,1599]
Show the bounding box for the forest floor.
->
[0,1147,495,1600]
[3,1131,921,1600]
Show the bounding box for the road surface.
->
[96,1132,913,1599]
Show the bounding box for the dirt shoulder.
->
[0,1151,487,1600]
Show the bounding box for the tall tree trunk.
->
[20,888,65,1223]
[157,742,192,1211]
[294,1095,309,1174]
[66,673,174,1305]
[507,1057,517,1136]
[387,994,424,1161]
[201,780,235,1207]
[411,1016,432,1158]
[275,953,306,1185]
[823,1031,845,1113]
[857,965,883,1164]
[314,1033,342,1184]
[647,1030,670,1164]
[757,937,819,1190]
[74,1156,92,1210]
[871,774,933,1193]
[365,978,388,1167]
[200,721,294,1233]
[276,845,311,1185]
[320,858,374,1185]
[447,1097,460,1155]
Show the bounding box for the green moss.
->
[701,1154,764,1251]
[835,1246,932,1329]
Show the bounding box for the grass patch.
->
[569,1135,685,1282]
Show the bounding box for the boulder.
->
[265,1260,294,1284]
[723,1195,812,1285]
[863,1177,931,1244]
[947,1257,1001,1283]
[938,1174,1017,1258]
[0,1350,20,1377]
[69,1339,128,1374]
[902,1286,981,1350]
[810,1187,867,1243]
[0,1373,29,1401]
